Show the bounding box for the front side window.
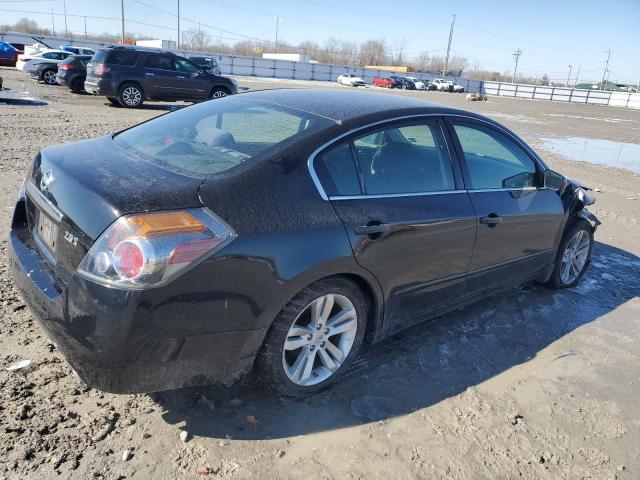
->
[452,122,538,189]
[114,97,333,178]
[174,58,199,74]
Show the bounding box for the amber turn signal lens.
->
[129,211,206,238]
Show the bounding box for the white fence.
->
[483,81,640,109]
[2,31,638,109]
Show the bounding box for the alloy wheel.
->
[560,229,590,284]
[282,293,358,387]
[122,87,142,106]
[211,90,227,99]
[43,71,57,85]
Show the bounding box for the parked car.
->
[425,80,437,91]
[26,60,60,85]
[0,74,3,90]
[9,89,599,397]
[337,73,366,87]
[372,77,398,88]
[0,41,20,67]
[59,45,96,56]
[188,56,221,75]
[56,55,93,93]
[17,49,73,71]
[406,76,427,90]
[390,75,416,90]
[432,78,454,92]
[452,83,465,93]
[84,47,237,108]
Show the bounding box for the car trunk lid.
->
[25,135,204,283]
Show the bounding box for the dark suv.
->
[56,55,93,93]
[390,75,416,90]
[84,47,237,108]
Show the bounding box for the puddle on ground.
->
[540,136,640,173]
[0,88,48,106]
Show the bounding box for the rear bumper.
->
[8,197,267,393]
[84,77,116,97]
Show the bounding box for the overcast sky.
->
[1,0,639,83]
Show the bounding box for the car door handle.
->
[145,72,155,76]
[354,222,390,236]
[480,214,503,227]
[177,75,187,79]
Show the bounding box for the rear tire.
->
[547,220,594,289]
[118,83,144,108]
[256,278,368,398]
[42,69,57,85]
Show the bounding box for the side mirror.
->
[544,169,566,193]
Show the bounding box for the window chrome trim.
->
[467,187,540,193]
[26,181,64,223]
[307,113,546,202]
[329,190,467,201]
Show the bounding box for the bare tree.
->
[391,38,408,66]
[181,28,212,51]
[359,38,389,66]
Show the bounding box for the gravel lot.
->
[1,66,639,480]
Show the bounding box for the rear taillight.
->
[78,209,236,288]
[94,64,110,75]
[58,63,73,71]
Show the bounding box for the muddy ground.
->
[1,67,639,479]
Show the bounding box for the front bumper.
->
[8,197,267,393]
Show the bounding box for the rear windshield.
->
[93,49,138,66]
[114,96,335,178]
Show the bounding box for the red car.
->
[372,77,398,88]
[0,41,20,67]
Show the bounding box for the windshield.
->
[114,96,334,178]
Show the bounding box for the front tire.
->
[256,278,368,397]
[547,220,594,289]
[210,87,229,99]
[118,83,144,108]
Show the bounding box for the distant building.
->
[136,39,177,50]
[262,53,310,62]
[365,66,415,73]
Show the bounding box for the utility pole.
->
[63,0,68,38]
[601,49,611,90]
[51,9,55,36]
[274,16,281,52]
[574,64,581,87]
[177,0,180,50]
[84,16,87,40]
[442,13,456,76]
[512,48,522,83]
[566,65,573,87]
[121,0,125,43]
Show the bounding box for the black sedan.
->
[8,89,599,397]
[26,60,60,85]
[56,55,93,93]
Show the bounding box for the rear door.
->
[314,117,477,332]
[447,119,565,294]
[143,54,179,98]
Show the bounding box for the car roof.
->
[241,88,476,124]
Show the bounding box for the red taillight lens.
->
[113,241,145,279]
[94,64,110,75]
[78,209,236,288]
[59,63,73,70]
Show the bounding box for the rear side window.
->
[452,122,538,189]
[43,52,64,60]
[103,50,138,66]
[146,54,173,70]
[114,97,333,178]
[315,144,361,196]
[353,121,455,195]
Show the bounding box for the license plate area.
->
[35,209,58,256]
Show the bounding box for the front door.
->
[143,54,180,98]
[173,57,211,100]
[313,118,477,332]
[447,119,566,295]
